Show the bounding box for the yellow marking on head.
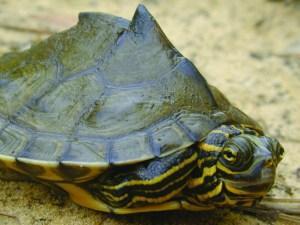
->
[103,152,198,190]
[199,143,223,152]
[56,183,111,212]
[197,181,223,201]
[223,182,267,197]
[216,161,240,175]
[188,165,216,188]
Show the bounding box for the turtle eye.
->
[219,136,254,171]
[222,148,237,162]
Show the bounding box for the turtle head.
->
[217,133,284,203]
[195,125,284,207]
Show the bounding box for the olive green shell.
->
[0,5,260,182]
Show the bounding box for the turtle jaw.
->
[220,165,276,200]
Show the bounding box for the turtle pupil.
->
[223,150,235,161]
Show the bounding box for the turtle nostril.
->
[278,146,284,159]
[264,158,273,168]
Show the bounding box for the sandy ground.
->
[0,0,299,224]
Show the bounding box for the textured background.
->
[0,0,299,224]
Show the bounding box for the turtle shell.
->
[0,5,260,183]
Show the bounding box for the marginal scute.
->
[150,119,192,156]
[59,142,108,181]
[0,125,31,158]
[175,111,219,141]
[17,136,67,161]
[61,139,107,164]
[110,133,153,164]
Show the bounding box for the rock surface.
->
[0,0,299,224]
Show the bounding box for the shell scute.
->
[100,6,181,86]
[175,111,220,141]
[0,61,57,116]
[150,119,192,156]
[16,72,105,134]
[53,12,128,79]
[110,133,153,165]
[17,136,66,162]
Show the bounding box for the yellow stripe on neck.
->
[197,181,223,201]
[102,152,198,190]
[199,143,223,152]
[188,165,216,188]
[126,184,187,207]
[100,167,194,202]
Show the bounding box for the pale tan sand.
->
[0,0,299,224]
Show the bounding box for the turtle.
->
[0,4,284,214]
